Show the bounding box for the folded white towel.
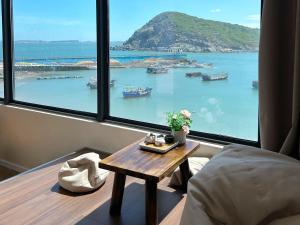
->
[169,157,210,186]
[58,152,109,193]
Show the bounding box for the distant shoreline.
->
[11,40,260,54]
[110,47,259,54]
[0,51,258,80]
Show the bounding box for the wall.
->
[0,105,223,171]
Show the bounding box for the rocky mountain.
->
[120,12,260,52]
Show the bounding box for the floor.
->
[0,165,19,181]
[0,150,186,225]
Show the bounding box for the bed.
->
[180,144,300,225]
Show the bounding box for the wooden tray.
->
[139,141,179,154]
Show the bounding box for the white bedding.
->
[180,144,300,225]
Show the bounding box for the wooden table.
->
[99,139,200,225]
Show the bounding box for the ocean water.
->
[110,52,258,141]
[2,43,258,141]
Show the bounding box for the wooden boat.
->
[123,87,152,98]
[87,78,97,89]
[147,67,168,74]
[87,78,116,89]
[110,79,116,87]
[186,72,203,78]
[202,73,228,81]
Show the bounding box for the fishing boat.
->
[123,87,152,98]
[147,67,168,74]
[87,78,97,89]
[110,79,116,87]
[252,80,258,89]
[185,72,203,78]
[201,63,213,68]
[202,73,228,81]
[87,78,116,89]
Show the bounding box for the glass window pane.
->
[13,0,97,112]
[109,0,260,141]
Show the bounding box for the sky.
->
[12,0,261,42]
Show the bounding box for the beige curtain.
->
[259,0,300,159]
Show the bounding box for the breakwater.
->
[37,75,83,80]
[15,65,93,72]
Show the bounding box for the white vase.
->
[172,130,186,145]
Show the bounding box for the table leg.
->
[145,179,157,225]
[179,159,192,192]
[110,172,126,216]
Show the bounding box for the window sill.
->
[0,103,224,158]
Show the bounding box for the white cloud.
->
[210,8,221,13]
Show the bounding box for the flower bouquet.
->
[167,109,192,144]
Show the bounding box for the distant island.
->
[113,11,260,53]
[14,40,95,44]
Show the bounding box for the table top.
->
[99,139,200,182]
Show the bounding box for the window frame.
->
[0,0,262,147]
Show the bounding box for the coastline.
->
[0,50,258,81]
[0,50,259,80]
[3,55,213,80]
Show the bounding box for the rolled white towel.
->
[58,152,109,193]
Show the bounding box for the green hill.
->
[122,12,260,52]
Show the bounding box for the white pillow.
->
[58,152,109,193]
[181,145,300,225]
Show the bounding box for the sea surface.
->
[0,42,259,141]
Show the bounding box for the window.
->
[13,0,97,112]
[0,0,261,145]
[109,0,260,141]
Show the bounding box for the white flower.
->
[181,109,191,119]
[182,125,190,134]
[172,115,177,119]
